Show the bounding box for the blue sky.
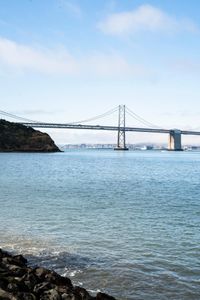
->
[1,0,200,144]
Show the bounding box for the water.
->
[0,150,200,299]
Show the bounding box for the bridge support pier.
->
[168,130,182,151]
[114,105,129,150]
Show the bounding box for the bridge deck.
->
[20,123,200,136]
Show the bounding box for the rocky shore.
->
[0,249,116,300]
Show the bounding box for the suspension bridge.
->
[1,105,200,151]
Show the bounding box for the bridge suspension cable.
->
[67,106,118,125]
[0,110,39,123]
[125,106,162,129]
[0,106,119,125]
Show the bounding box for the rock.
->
[33,282,55,295]
[73,286,92,299]
[56,285,71,295]
[14,292,36,299]
[61,293,80,300]
[4,264,28,277]
[0,278,8,290]
[0,249,11,259]
[96,292,116,300]
[41,288,61,300]
[22,273,39,290]
[46,272,73,288]
[7,282,19,292]
[0,249,116,300]
[2,256,27,268]
[0,287,13,299]
[34,267,73,288]
[34,267,50,280]
[13,255,28,266]
[61,293,72,300]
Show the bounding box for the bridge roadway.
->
[21,122,200,136]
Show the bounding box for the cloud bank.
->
[98,4,198,35]
[0,37,78,74]
[0,36,146,77]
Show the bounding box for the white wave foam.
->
[0,230,76,257]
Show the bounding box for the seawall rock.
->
[0,249,116,300]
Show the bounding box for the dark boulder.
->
[96,292,116,300]
[73,286,93,300]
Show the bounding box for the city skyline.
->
[1,0,200,144]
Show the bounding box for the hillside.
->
[0,119,60,152]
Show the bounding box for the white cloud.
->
[98,4,198,35]
[0,37,78,74]
[0,37,149,77]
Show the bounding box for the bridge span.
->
[20,122,200,151]
[20,122,200,135]
[1,105,200,151]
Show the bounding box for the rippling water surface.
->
[0,150,200,299]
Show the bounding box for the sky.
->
[1,0,200,145]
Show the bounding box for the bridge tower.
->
[168,130,182,151]
[114,105,129,150]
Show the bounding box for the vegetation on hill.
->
[0,119,60,152]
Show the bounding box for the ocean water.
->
[0,150,200,300]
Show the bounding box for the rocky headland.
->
[0,120,60,152]
[0,249,116,300]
